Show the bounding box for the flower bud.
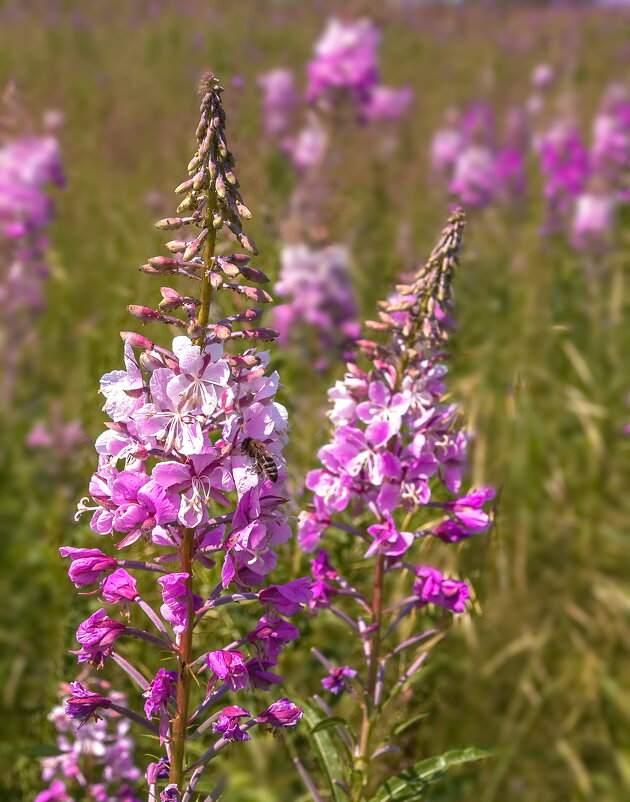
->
[158,287,183,311]
[238,265,270,284]
[165,240,187,252]
[174,178,194,195]
[149,256,180,269]
[119,331,154,349]
[154,217,185,230]
[182,228,207,261]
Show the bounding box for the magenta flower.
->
[59,547,117,587]
[256,698,303,728]
[206,650,248,692]
[413,567,470,614]
[64,681,112,725]
[99,342,146,422]
[160,785,180,802]
[212,706,252,742]
[321,666,357,695]
[247,615,300,660]
[74,609,126,667]
[258,68,297,138]
[244,658,283,690]
[111,471,179,548]
[365,512,414,558]
[157,573,199,635]
[360,85,413,123]
[144,668,177,744]
[307,18,380,106]
[34,779,72,802]
[259,577,313,616]
[101,569,139,605]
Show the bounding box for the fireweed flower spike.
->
[298,210,494,801]
[59,74,307,801]
[0,81,64,406]
[261,16,412,370]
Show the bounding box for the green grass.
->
[1,1,629,800]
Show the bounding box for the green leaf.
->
[390,713,430,738]
[371,748,489,802]
[310,716,348,735]
[300,699,348,802]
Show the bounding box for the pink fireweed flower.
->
[307,18,380,106]
[144,669,177,744]
[206,650,249,692]
[258,68,297,138]
[256,698,303,727]
[259,577,313,616]
[321,665,357,695]
[365,512,414,558]
[101,568,139,607]
[64,682,112,725]
[570,184,616,251]
[157,573,202,636]
[59,547,118,587]
[74,609,126,668]
[212,706,252,742]
[413,566,470,614]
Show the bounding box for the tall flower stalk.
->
[259,16,413,370]
[298,210,493,801]
[58,74,307,802]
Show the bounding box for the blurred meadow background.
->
[1,0,630,800]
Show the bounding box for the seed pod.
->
[212,214,223,230]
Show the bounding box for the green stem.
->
[351,552,385,802]
[169,527,195,788]
[194,192,218,346]
[170,187,218,787]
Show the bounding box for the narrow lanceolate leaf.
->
[370,748,489,802]
[309,715,348,735]
[300,699,347,802]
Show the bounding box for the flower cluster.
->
[274,243,359,369]
[36,680,141,802]
[258,17,412,368]
[0,81,64,404]
[55,74,304,802]
[297,210,494,800]
[429,68,630,252]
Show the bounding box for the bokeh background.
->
[1,0,630,800]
